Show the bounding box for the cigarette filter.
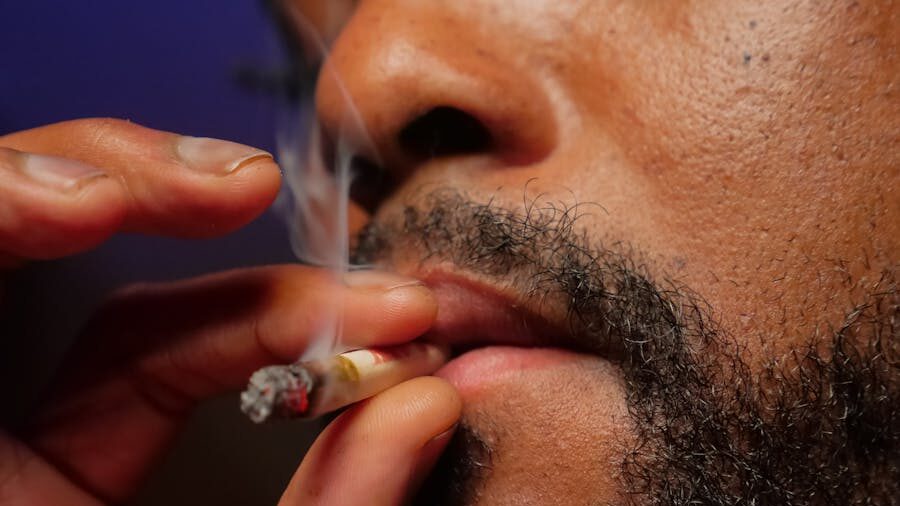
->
[241,341,449,423]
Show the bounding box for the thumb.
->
[280,377,461,506]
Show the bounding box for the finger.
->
[81,266,438,396]
[280,377,461,506]
[26,265,437,503]
[0,118,281,238]
[0,147,127,263]
[0,430,101,506]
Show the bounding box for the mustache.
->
[351,188,703,365]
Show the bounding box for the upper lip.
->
[399,263,620,360]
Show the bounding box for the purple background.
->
[1,2,321,503]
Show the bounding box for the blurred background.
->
[0,1,324,503]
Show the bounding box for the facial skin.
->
[290,0,899,504]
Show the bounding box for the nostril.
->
[398,106,492,159]
[316,130,396,213]
[349,155,396,213]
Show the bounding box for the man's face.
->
[291,1,899,504]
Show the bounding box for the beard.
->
[351,188,899,506]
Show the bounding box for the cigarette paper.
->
[241,341,449,423]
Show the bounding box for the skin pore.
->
[291,0,899,504]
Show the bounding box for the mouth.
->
[406,264,618,394]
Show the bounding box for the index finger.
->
[0,118,281,239]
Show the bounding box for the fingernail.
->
[175,136,272,175]
[21,153,107,191]
[421,425,456,460]
[409,425,457,492]
[343,270,424,290]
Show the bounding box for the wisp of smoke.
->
[269,1,375,361]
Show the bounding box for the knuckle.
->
[0,147,22,169]
[62,117,135,148]
[79,281,160,355]
[94,281,157,320]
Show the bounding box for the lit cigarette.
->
[241,341,449,423]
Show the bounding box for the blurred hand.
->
[0,119,460,505]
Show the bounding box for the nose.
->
[314,1,558,185]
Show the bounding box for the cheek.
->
[460,358,633,505]
[540,2,898,363]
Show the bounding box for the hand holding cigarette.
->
[0,119,460,506]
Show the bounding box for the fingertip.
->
[167,135,282,236]
[124,156,283,238]
[342,283,439,347]
[381,283,440,335]
[358,376,461,442]
[213,155,283,214]
[282,376,461,506]
[402,377,461,490]
[397,376,462,433]
[197,157,283,236]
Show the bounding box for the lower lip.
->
[434,345,587,394]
